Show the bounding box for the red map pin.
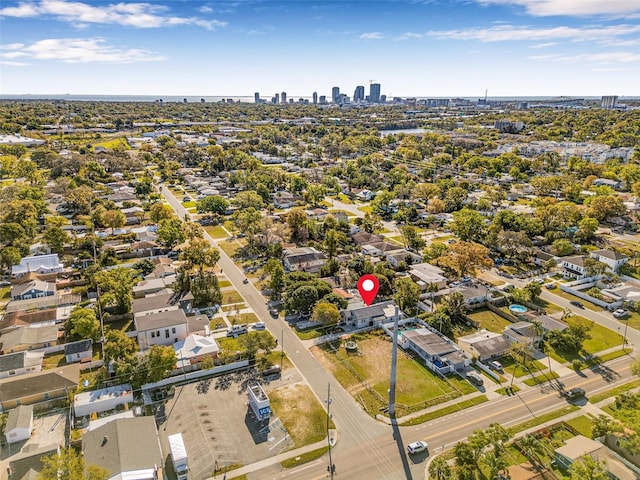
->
[357,274,379,306]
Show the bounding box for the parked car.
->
[269,308,279,318]
[0,280,10,287]
[613,309,629,319]
[544,283,557,290]
[488,361,503,372]
[569,300,584,309]
[243,278,249,284]
[407,441,429,454]
[533,278,545,285]
[227,325,248,337]
[253,322,266,330]
[467,372,484,386]
[565,387,586,401]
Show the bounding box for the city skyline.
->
[1,0,640,97]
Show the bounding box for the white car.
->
[253,322,266,330]
[407,441,428,454]
[613,309,629,319]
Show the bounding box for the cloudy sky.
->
[1,0,639,97]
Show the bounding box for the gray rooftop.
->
[5,404,34,432]
[64,339,92,355]
[0,351,43,373]
[134,308,188,331]
[403,329,457,356]
[82,417,163,477]
[8,444,60,480]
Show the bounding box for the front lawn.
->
[467,308,513,333]
[550,289,604,312]
[549,316,623,364]
[204,225,229,239]
[531,297,563,314]
[228,312,259,325]
[181,201,197,208]
[222,290,244,305]
[565,415,595,438]
[501,355,549,378]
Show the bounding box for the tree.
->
[286,208,308,241]
[518,434,545,470]
[0,245,22,271]
[100,209,126,234]
[233,190,264,209]
[439,241,493,277]
[264,259,285,298]
[592,414,623,438]
[569,455,609,480]
[197,195,228,215]
[524,281,542,300]
[400,225,425,251]
[451,208,486,243]
[93,267,136,314]
[157,218,185,250]
[144,345,177,383]
[180,238,220,273]
[360,212,383,234]
[482,451,508,480]
[443,186,468,212]
[393,277,420,315]
[583,258,609,277]
[189,272,222,308]
[496,230,533,260]
[586,194,626,222]
[43,226,69,255]
[68,307,100,341]
[286,284,319,314]
[312,302,341,326]
[428,456,451,480]
[103,329,137,361]
[38,448,108,480]
[149,202,174,223]
[552,238,575,256]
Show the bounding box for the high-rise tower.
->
[369,83,381,103]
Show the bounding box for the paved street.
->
[159,185,639,480]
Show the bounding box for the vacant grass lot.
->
[467,308,513,333]
[228,312,259,325]
[270,384,332,446]
[549,317,623,364]
[204,225,229,239]
[550,289,604,312]
[312,332,473,418]
[222,290,244,305]
[566,415,595,438]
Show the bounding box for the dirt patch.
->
[269,383,327,446]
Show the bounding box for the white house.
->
[135,309,189,350]
[341,301,399,329]
[64,339,93,364]
[174,334,219,368]
[399,327,470,374]
[74,384,134,418]
[0,351,44,379]
[409,263,448,290]
[4,404,33,444]
[560,255,587,280]
[590,249,629,273]
[457,329,512,361]
[12,254,63,277]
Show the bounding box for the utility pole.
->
[326,383,335,479]
[280,329,284,371]
[389,306,399,418]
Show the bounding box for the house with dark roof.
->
[350,231,383,246]
[0,364,80,410]
[134,309,189,351]
[0,351,44,379]
[503,321,540,347]
[64,339,93,364]
[82,417,164,480]
[10,280,56,301]
[4,293,81,314]
[7,444,60,480]
[457,329,512,361]
[590,249,629,273]
[4,404,33,444]
[399,327,470,374]
[283,247,327,274]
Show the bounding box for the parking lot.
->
[157,367,302,480]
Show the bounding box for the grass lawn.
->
[219,240,242,257]
[336,193,353,204]
[565,415,595,438]
[204,225,229,239]
[388,236,405,245]
[400,395,489,426]
[550,290,604,312]
[549,317,623,363]
[228,312,259,325]
[501,356,549,378]
[507,405,579,436]
[217,331,273,352]
[209,317,227,330]
[294,328,324,340]
[357,205,373,214]
[532,297,563,314]
[43,352,67,369]
[312,333,466,417]
[270,383,332,446]
[281,447,330,468]
[467,308,513,333]
[496,385,521,395]
[93,137,130,150]
[182,201,197,208]
[222,290,244,305]
[589,378,640,404]
[218,280,232,288]
[522,371,560,386]
[617,312,640,331]
[0,287,10,300]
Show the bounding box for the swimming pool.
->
[509,304,528,313]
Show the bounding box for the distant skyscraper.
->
[274,93,280,104]
[370,83,381,103]
[319,95,327,104]
[354,85,365,102]
[312,92,318,104]
[254,92,260,103]
[601,96,618,109]
[380,95,386,104]
[281,92,287,104]
[332,86,340,103]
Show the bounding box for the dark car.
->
[269,308,279,318]
[565,387,586,400]
[569,300,584,308]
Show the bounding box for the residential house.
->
[399,327,470,374]
[283,247,327,274]
[361,241,400,257]
[409,263,448,290]
[451,284,495,306]
[560,255,587,279]
[83,417,164,480]
[11,280,56,301]
[0,364,80,410]
[306,208,329,221]
[4,292,81,314]
[74,384,134,418]
[341,301,399,329]
[64,339,93,364]
[593,178,622,189]
[0,351,44,379]
[174,334,219,368]
[457,330,512,361]
[132,292,192,316]
[503,322,540,347]
[0,324,60,354]
[11,254,63,277]
[350,231,383,246]
[121,206,145,225]
[130,240,159,258]
[385,249,422,268]
[533,249,558,267]
[555,435,635,480]
[356,189,374,201]
[6,444,60,480]
[132,278,175,298]
[590,249,629,273]
[272,191,303,209]
[4,404,33,444]
[134,309,189,351]
[0,309,58,333]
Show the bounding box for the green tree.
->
[569,455,609,480]
[265,259,285,298]
[189,272,222,308]
[197,195,229,215]
[157,218,186,250]
[439,241,493,277]
[0,245,22,271]
[144,345,177,383]
[400,225,425,251]
[103,329,137,361]
[94,267,136,314]
[592,414,623,438]
[233,190,264,209]
[43,226,69,255]
[149,202,174,223]
[632,356,640,376]
[68,307,100,341]
[286,284,319,314]
[180,238,220,274]
[393,277,420,315]
[428,456,451,480]
[38,448,108,480]
[311,302,341,326]
[586,194,626,222]
[100,209,126,234]
[286,208,308,241]
[451,208,486,243]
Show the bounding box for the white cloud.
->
[0,60,30,66]
[474,0,640,17]
[0,0,227,29]
[529,42,557,48]
[360,32,383,40]
[529,51,640,63]
[427,24,640,42]
[199,6,213,13]
[0,38,166,63]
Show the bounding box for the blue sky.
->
[1,0,640,97]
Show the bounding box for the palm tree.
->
[483,451,508,480]
[518,434,545,471]
[428,456,452,480]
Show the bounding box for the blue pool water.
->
[509,304,528,313]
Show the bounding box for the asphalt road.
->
[159,186,638,480]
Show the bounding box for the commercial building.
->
[248,383,270,422]
[370,83,381,103]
